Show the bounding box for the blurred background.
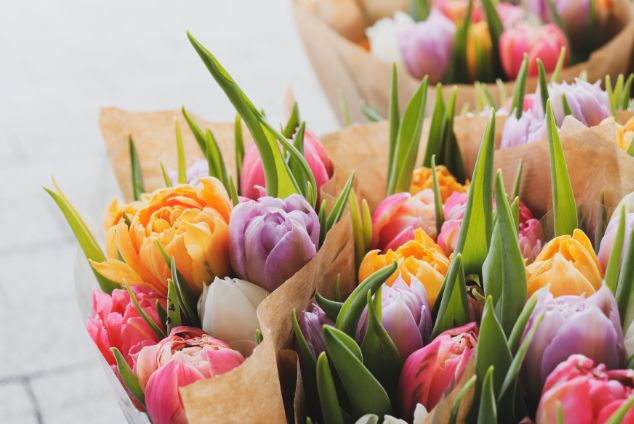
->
[0,1,337,422]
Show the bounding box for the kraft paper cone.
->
[293,0,634,125]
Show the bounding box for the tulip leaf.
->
[228,177,239,206]
[360,101,384,122]
[616,227,634,327]
[204,128,231,192]
[44,181,120,294]
[431,156,445,235]
[255,329,263,345]
[550,47,567,83]
[159,161,172,187]
[315,292,344,321]
[128,136,145,200]
[496,79,508,107]
[122,282,166,339]
[111,347,145,408]
[483,172,527,335]
[282,102,300,139]
[507,294,538,353]
[511,159,523,200]
[409,0,431,21]
[340,93,352,127]
[476,297,512,399]
[361,288,403,398]
[422,84,447,168]
[350,191,369,267]
[318,199,328,245]
[621,74,634,110]
[432,254,469,338]
[387,77,429,195]
[481,0,504,77]
[439,88,465,183]
[170,259,199,327]
[449,374,477,424]
[545,0,571,52]
[546,99,578,236]
[293,122,306,155]
[175,121,187,184]
[235,114,244,192]
[453,112,495,275]
[316,352,346,424]
[605,394,634,424]
[477,366,497,424]
[325,325,363,361]
[166,278,182,333]
[510,55,529,119]
[323,326,392,417]
[362,199,373,249]
[182,106,209,153]
[537,60,549,113]
[336,262,398,336]
[291,309,317,365]
[156,300,167,326]
[594,193,608,253]
[561,94,572,117]
[326,172,355,235]
[388,64,400,182]
[605,206,627,293]
[445,0,473,84]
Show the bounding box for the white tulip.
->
[198,277,269,355]
[366,11,412,66]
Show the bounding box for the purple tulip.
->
[500,107,546,148]
[169,158,209,185]
[357,275,432,358]
[521,285,625,399]
[549,79,611,127]
[598,192,634,271]
[298,303,334,356]
[397,10,456,82]
[229,194,320,291]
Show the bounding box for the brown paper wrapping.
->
[293,0,634,125]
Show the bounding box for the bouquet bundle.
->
[293,0,634,123]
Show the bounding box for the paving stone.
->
[0,382,39,422]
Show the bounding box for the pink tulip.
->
[519,199,544,263]
[135,326,245,424]
[398,322,478,421]
[496,3,526,28]
[527,0,611,43]
[240,130,333,199]
[86,287,165,369]
[499,23,569,79]
[372,189,437,252]
[536,354,634,424]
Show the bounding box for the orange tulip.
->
[527,229,603,297]
[410,165,468,202]
[359,229,449,306]
[92,177,232,296]
[616,117,634,153]
[466,21,493,82]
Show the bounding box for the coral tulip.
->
[297,303,334,357]
[240,130,333,200]
[93,177,232,296]
[536,354,634,424]
[527,229,603,297]
[359,229,450,306]
[229,194,320,291]
[521,286,624,399]
[409,165,467,201]
[499,23,568,79]
[549,79,611,127]
[398,322,478,420]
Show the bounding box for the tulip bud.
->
[198,277,269,355]
[527,229,603,297]
[549,79,611,127]
[297,303,334,357]
[240,130,333,200]
[499,108,547,148]
[466,21,493,82]
[357,276,432,358]
[499,23,568,80]
[410,165,468,202]
[366,12,413,67]
[521,286,625,399]
[398,322,478,420]
[397,10,456,82]
[229,194,320,291]
[536,354,634,424]
[598,193,634,271]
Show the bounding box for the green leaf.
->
[449,374,477,424]
[362,199,373,249]
[340,93,352,126]
[156,301,167,327]
[292,309,317,365]
[235,114,245,192]
[481,0,504,77]
[453,112,495,275]
[43,181,120,294]
[204,128,230,192]
[423,84,447,168]
[546,99,578,236]
[316,352,346,424]
[166,278,182,333]
[315,292,344,321]
[409,0,431,21]
[431,156,445,235]
[440,87,465,183]
[323,326,392,417]
[388,64,400,183]
[511,159,523,200]
[255,329,263,344]
[293,122,306,156]
[545,0,572,57]
[318,199,328,246]
[477,366,497,424]
[616,226,634,326]
[482,172,528,335]
[170,259,199,326]
[111,347,145,407]
[128,137,145,200]
[507,294,538,353]
[510,55,529,119]
[360,101,384,122]
[445,0,473,83]
[605,206,626,293]
[350,191,368,268]
[282,102,300,139]
[496,79,508,108]
[605,394,634,424]
[325,173,355,234]
[360,288,403,397]
[182,106,208,153]
[561,94,573,117]
[621,74,634,110]
[594,193,608,253]
[550,47,567,83]
[336,262,398,336]
[476,296,512,397]
[159,161,172,187]
[175,122,187,184]
[122,282,165,339]
[432,254,469,337]
[537,59,549,113]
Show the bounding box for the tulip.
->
[466,21,493,82]
[527,229,603,297]
[499,23,569,79]
[198,277,269,355]
[496,3,526,28]
[297,303,334,356]
[409,165,468,202]
[435,0,484,24]
[521,286,625,399]
[229,194,320,291]
[616,117,634,153]
[549,79,611,127]
[527,0,611,44]
[240,130,333,200]
[502,93,539,115]
[169,158,209,185]
[372,189,437,252]
[359,229,450,306]
[499,107,547,148]
[520,217,545,264]
[398,322,478,420]
[136,326,245,424]
[598,193,634,270]
[93,177,232,296]
[536,354,634,424]
[366,11,413,67]
[87,287,165,369]
[357,275,432,358]
[397,10,456,82]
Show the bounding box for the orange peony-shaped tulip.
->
[527,229,603,297]
[359,229,449,306]
[92,177,232,296]
[410,165,467,201]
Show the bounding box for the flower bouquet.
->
[292,0,634,123]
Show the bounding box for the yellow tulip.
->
[466,21,492,82]
[92,177,232,296]
[527,229,603,297]
[410,165,468,202]
[616,117,634,153]
[359,229,449,306]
